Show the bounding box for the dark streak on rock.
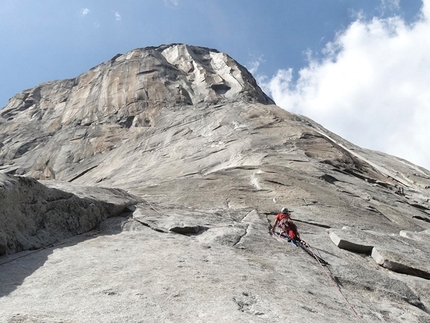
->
[264,179,292,187]
[408,203,430,211]
[383,259,430,281]
[412,215,430,223]
[132,218,167,233]
[233,225,249,247]
[170,225,208,236]
[367,206,393,223]
[319,174,338,184]
[69,165,99,183]
[293,219,331,229]
[136,69,159,76]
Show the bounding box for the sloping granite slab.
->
[330,227,430,279]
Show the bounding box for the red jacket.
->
[275,213,298,239]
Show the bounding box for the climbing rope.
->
[0,240,69,267]
[270,228,364,322]
[297,238,365,323]
[126,199,168,232]
[293,204,365,321]
[0,248,46,267]
[297,239,329,266]
[148,203,163,215]
[141,199,164,216]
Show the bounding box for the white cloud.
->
[380,0,400,11]
[259,0,430,169]
[115,11,121,21]
[164,0,179,8]
[80,8,90,17]
[247,55,265,75]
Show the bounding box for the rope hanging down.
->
[270,231,364,323]
[297,238,329,266]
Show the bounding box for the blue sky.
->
[1,0,429,169]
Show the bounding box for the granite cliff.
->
[1,44,430,322]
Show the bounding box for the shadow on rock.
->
[0,247,53,298]
[0,213,134,298]
[0,173,140,297]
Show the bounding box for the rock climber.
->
[270,207,300,246]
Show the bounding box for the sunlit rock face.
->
[0,44,272,181]
[1,44,430,322]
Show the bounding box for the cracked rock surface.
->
[0,173,138,256]
[1,44,430,322]
[330,227,430,280]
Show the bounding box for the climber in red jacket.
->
[270,207,300,246]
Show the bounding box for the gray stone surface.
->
[0,44,430,322]
[0,173,139,256]
[330,227,430,279]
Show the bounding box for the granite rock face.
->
[1,44,430,322]
[0,173,139,256]
[0,44,271,181]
